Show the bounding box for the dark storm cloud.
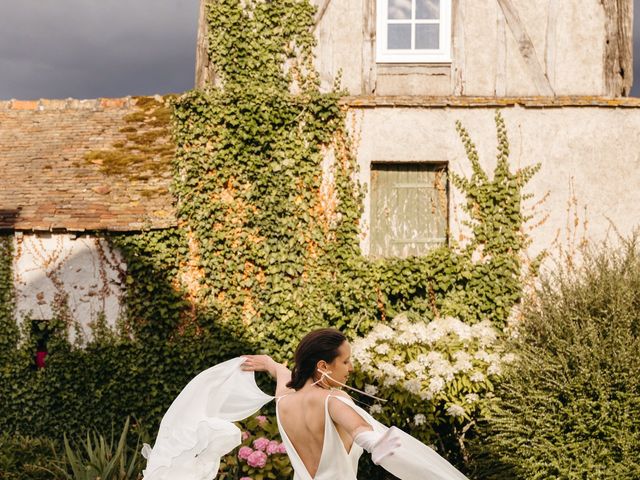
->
[0,0,199,100]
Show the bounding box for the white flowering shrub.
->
[351,312,515,454]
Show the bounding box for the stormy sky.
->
[0,0,200,100]
[0,0,639,99]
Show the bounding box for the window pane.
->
[416,0,440,19]
[388,24,411,49]
[388,0,412,20]
[415,24,439,49]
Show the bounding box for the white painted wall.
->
[314,0,609,96]
[13,234,125,343]
[351,106,640,259]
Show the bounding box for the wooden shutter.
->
[370,162,447,257]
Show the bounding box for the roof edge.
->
[0,94,171,112]
[342,95,640,108]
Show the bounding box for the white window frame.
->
[376,0,452,63]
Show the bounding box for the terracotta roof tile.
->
[0,96,177,232]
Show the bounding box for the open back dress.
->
[141,357,468,480]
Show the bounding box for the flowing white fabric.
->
[142,357,469,480]
[141,357,273,480]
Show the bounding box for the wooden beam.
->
[544,0,558,89]
[451,0,466,95]
[195,0,216,89]
[601,0,633,97]
[361,0,377,94]
[495,0,555,96]
[311,0,333,33]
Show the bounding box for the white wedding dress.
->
[141,357,468,480]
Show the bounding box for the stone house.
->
[2,0,640,335]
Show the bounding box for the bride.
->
[142,328,469,480]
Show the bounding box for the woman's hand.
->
[241,355,277,377]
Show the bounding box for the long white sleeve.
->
[141,357,274,480]
[354,427,403,465]
[333,396,469,480]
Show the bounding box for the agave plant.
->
[50,417,146,480]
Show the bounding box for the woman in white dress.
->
[142,328,469,480]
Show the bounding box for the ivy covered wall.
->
[0,0,539,475]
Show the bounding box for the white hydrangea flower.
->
[374,343,390,355]
[424,351,444,364]
[474,350,491,362]
[502,353,517,364]
[446,404,466,418]
[471,320,498,345]
[364,384,378,396]
[464,393,479,404]
[379,362,404,387]
[396,331,416,345]
[487,363,502,376]
[430,357,456,381]
[405,360,423,374]
[470,372,485,383]
[424,321,446,344]
[413,413,427,426]
[428,376,445,395]
[370,324,394,341]
[453,351,473,373]
[369,404,383,414]
[444,317,473,341]
[403,378,422,395]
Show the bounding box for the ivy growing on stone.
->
[0,0,539,473]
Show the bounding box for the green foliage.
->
[0,1,537,478]
[218,413,293,479]
[49,418,146,480]
[0,433,60,480]
[470,237,640,479]
[351,312,514,469]
[0,235,18,363]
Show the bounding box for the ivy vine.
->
[0,1,540,473]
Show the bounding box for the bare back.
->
[276,389,354,478]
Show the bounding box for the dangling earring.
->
[312,367,332,389]
[313,368,388,403]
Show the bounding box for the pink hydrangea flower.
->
[241,431,250,441]
[266,440,280,455]
[255,415,268,427]
[238,446,253,461]
[240,477,253,480]
[277,442,287,454]
[252,437,270,451]
[247,450,268,468]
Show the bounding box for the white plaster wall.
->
[13,234,125,343]
[314,0,608,96]
[351,106,640,259]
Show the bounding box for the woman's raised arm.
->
[241,354,294,397]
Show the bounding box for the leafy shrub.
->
[351,312,514,469]
[470,238,640,479]
[218,413,292,480]
[50,417,147,480]
[0,433,60,480]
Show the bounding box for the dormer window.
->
[376,0,451,63]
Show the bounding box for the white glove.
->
[354,427,403,465]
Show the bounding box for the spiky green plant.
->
[50,417,145,480]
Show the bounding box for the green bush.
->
[351,312,515,468]
[470,238,640,479]
[0,433,60,480]
[50,417,146,480]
